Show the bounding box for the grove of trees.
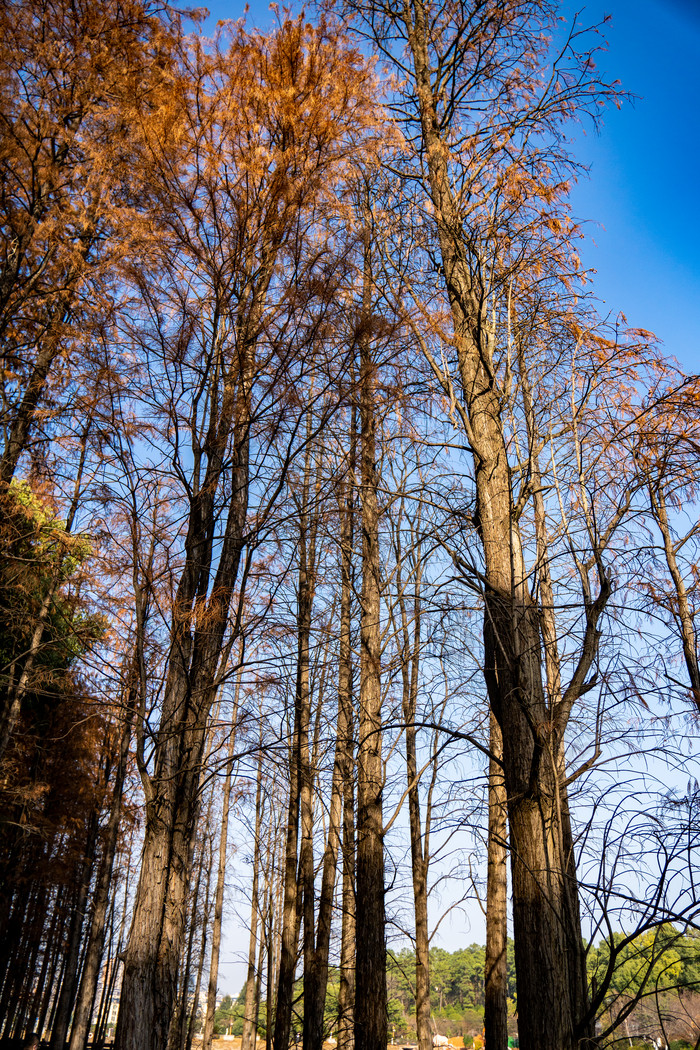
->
[0,2,698,1050]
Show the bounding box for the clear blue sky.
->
[199,0,699,372]
[562,0,700,372]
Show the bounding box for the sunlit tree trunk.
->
[337,449,356,1050]
[395,6,611,1045]
[393,519,431,1050]
[354,223,387,1050]
[274,436,318,1050]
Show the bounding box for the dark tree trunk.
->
[354,227,387,1050]
[202,717,238,1050]
[484,714,508,1050]
[393,524,431,1050]
[50,816,99,1050]
[303,598,352,1050]
[337,399,357,1050]
[242,746,264,1050]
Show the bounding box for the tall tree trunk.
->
[396,7,610,1046]
[400,586,431,1050]
[37,899,70,1041]
[168,830,208,1050]
[303,623,352,1050]
[299,454,320,1050]
[484,715,508,1050]
[24,899,63,1037]
[272,709,301,1050]
[337,455,356,1050]
[276,430,319,1050]
[354,224,387,1050]
[242,745,265,1050]
[518,347,593,1047]
[185,866,212,1050]
[202,707,239,1050]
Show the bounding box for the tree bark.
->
[354,224,387,1050]
[484,714,508,1050]
[303,613,352,1050]
[115,359,250,1050]
[395,533,431,1050]
[337,401,357,1050]
[242,745,265,1050]
[202,715,239,1050]
[397,5,609,1046]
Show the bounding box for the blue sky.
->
[199,0,699,372]
[561,0,700,372]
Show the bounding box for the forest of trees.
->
[213,939,700,1045]
[0,1,698,1050]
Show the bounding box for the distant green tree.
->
[588,926,686,1003]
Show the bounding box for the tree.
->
[113,19,382,1050]
[335,2,622,1047]
[0,0,177,486]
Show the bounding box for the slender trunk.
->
[38,899,70,1041]
[25,899,63,1037]
[337,456,356,1050]
[484,714,508,1050]
[355,225,386,1050]
[202,715,238,1050]
[254,912,264,1048]
[92,947,114,1050]
[94,921,122,1050]
[273,653,302,1050]
[392,517,433,1050]
[300,531,318,1050]
[10,920,42,1038]
[304,630,351,1050]
[519,352,592,1046]
[169,831,208,1050]
[266,884,276,1050]
[276,432,318,1050]
[242,745,265,1050]
[46,948,69,1041]
[266,827,284,1050]
[185,867,211,1050]
[0,884,40,1034]
[402,619,431,1050]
